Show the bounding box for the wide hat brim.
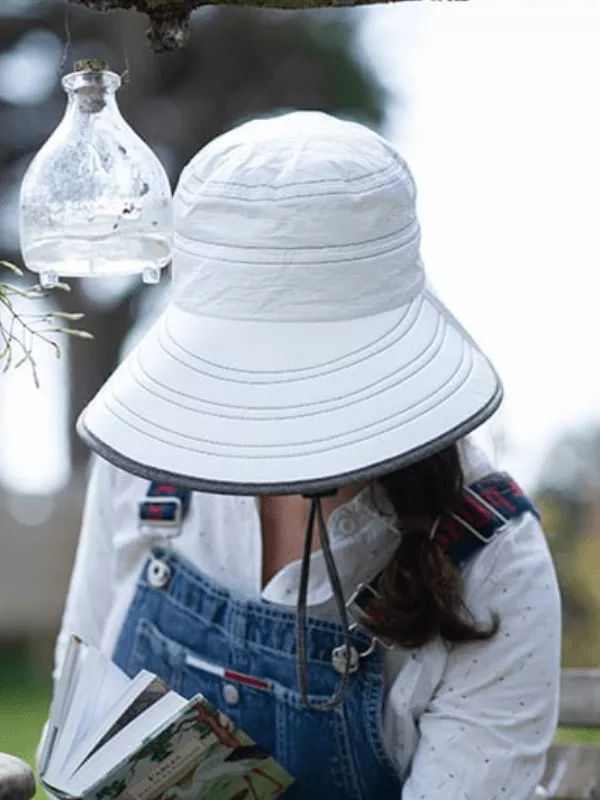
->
[77,287,502,495]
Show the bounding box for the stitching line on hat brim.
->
[130,314,447,418]
[100,337,475,453]
[77,379,502,497]
[153,298,425,384]
[156,294,437,380]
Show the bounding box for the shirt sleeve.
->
[51,455,118,685]
[401,514,562,800]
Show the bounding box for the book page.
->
[44,649,130,786]
[38,636,86,777]
[65,692,188,796]
[79,653,132,743]
[63,673,169,778]
[86,676,169,756]
[43,648,101,785]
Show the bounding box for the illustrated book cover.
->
[38,635,293,800]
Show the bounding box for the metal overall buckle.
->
[331,582,395,675]
[138,495,184,538]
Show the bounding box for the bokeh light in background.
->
[0,294,69,495]
[0,30,62,105]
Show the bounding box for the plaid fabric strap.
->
[139,481,192,527]
[349,472,539,625]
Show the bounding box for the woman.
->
[48,111,561,799]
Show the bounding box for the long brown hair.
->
[369,442,499,649]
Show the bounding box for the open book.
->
[38,636,293,800]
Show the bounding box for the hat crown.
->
[172,112,425,321]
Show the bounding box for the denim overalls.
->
[112,474,537,799]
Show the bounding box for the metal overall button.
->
[331,644,361,675]
[331,634,379,675]
[147,557,171,589]
[222,684,240,705]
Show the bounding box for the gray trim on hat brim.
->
[77,379,503,497]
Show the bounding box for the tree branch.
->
[69,0,414,51]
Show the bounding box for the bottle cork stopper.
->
[74,59,109,73]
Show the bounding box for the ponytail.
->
[369,444,499,649]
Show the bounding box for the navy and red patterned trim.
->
[348,472,539,630]
[139,481,192,526]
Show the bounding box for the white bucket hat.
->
[78,111,502,495]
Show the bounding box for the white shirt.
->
[51,440,561,800]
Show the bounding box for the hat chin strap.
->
[296,493,355,711]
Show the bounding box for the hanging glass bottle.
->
[19,60,173,288]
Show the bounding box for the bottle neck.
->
[62,69,122,116]
[62,91,122,129]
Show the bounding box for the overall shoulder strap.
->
[139,481,192,533]
[436,471,539,566]
[348,472,539,629]
[137,471,538,570]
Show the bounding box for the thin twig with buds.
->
[0,261,93,388]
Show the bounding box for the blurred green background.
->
[0,644,51,792]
